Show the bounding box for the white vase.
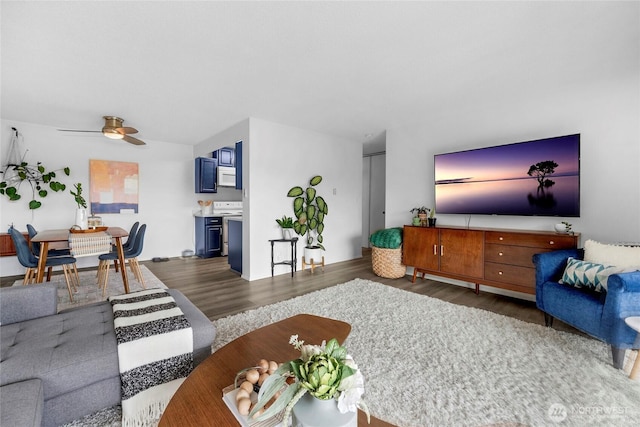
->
[292,392,357,427]
[304,246,323,264]
[75,208,88,229]
[554,223,567,233]
[282,228,293,240]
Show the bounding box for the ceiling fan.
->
[59,116,146,145]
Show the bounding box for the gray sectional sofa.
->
[0,283,216,427]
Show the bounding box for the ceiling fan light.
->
[103,130,123,140]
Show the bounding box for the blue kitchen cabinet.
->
[195,216,222,258]
[195,157,217,193]
[228,218,242,274]
[213,147,235,167]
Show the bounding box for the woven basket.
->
[371,245,406,279]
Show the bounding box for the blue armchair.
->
[533,249,640,369]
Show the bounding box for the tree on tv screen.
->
[527,160,558,188]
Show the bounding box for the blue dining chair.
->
[26,224,72,260]
[97,224,147,296]
[9,226,79,301]
[112,221,139,273]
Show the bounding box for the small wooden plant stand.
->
[301,255,325,273]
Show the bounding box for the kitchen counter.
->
[193,212,219,217]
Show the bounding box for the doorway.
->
[362,152,386,247]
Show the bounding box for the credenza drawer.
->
[484,262,535,288]
[484,244,555,268]
[485,231,577,249]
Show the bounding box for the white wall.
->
[2,117,362,281]
[386,65,640,245]
[1,120,196,276]
[248,118,362,280]
[193,117,363,281]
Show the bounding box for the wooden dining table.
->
[30,227,132,293]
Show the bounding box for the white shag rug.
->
[61,278,640,426]
[12,265,166,312]
[212,278,640,427]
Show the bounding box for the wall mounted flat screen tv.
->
[434,134,580,217]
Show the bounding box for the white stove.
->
[212,201,243,216]
[212,201,243,256]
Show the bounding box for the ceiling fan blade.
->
[122,134,146,145]
[58,129,102,133]
[115,127,138,135]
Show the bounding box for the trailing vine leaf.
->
[0,161,71,209]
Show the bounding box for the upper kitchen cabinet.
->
[235,141,242,190]
[213,147,235,167]
[195,157,217,193]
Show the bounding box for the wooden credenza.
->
[403,225,579,295]
[0,232,29,257]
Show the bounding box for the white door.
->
[362,154,386,247]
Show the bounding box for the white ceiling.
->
[1,1,637,146]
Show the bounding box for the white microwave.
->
[217,166,236,187]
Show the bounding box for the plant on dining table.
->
[70,183,87,209]
[250,334,369,424]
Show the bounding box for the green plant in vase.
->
[276,215,295,239]
[287,175,328,250]
[70,183,87,209]
[410,206,429,226]
[70,183,89,229]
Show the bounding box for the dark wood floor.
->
[1,248,579,334]
[136,249,580,335]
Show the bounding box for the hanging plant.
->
[0,128,71,209]
[0,162,70,209]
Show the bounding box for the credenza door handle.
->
[433,244,437,255]
[440,245,444,256]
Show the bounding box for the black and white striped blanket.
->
[109,289,193,427]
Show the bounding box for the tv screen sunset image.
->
[435,134,580,217]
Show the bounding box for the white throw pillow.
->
[583,240,640,270]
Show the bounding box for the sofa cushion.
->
[0,301,119,399]
[0,379,44,427]
[584,239,640,269]
[0,283,57,325]
[560,257,625,292]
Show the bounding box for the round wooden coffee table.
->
[159,314,394,426]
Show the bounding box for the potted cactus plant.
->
[428,208,437,227]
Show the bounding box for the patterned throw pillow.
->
[560,257,624,292]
